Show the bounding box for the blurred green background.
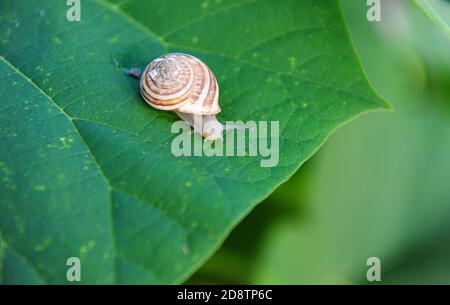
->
[187,0,450,284]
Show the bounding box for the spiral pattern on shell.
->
[140,53,220,115]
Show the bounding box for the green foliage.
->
[189,0,450,284]
[0,0,387,284]
[412,0,450,39]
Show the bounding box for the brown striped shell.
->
[140,53,220,115]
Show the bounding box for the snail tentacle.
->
[123,67,142,79]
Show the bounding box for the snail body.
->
[140,53,225,140]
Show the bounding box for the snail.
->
[126,53,233,141]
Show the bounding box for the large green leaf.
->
[411,0,450,39]
[0,0,388,284]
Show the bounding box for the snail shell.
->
[140,53,220,115]
[140,53,224,140]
